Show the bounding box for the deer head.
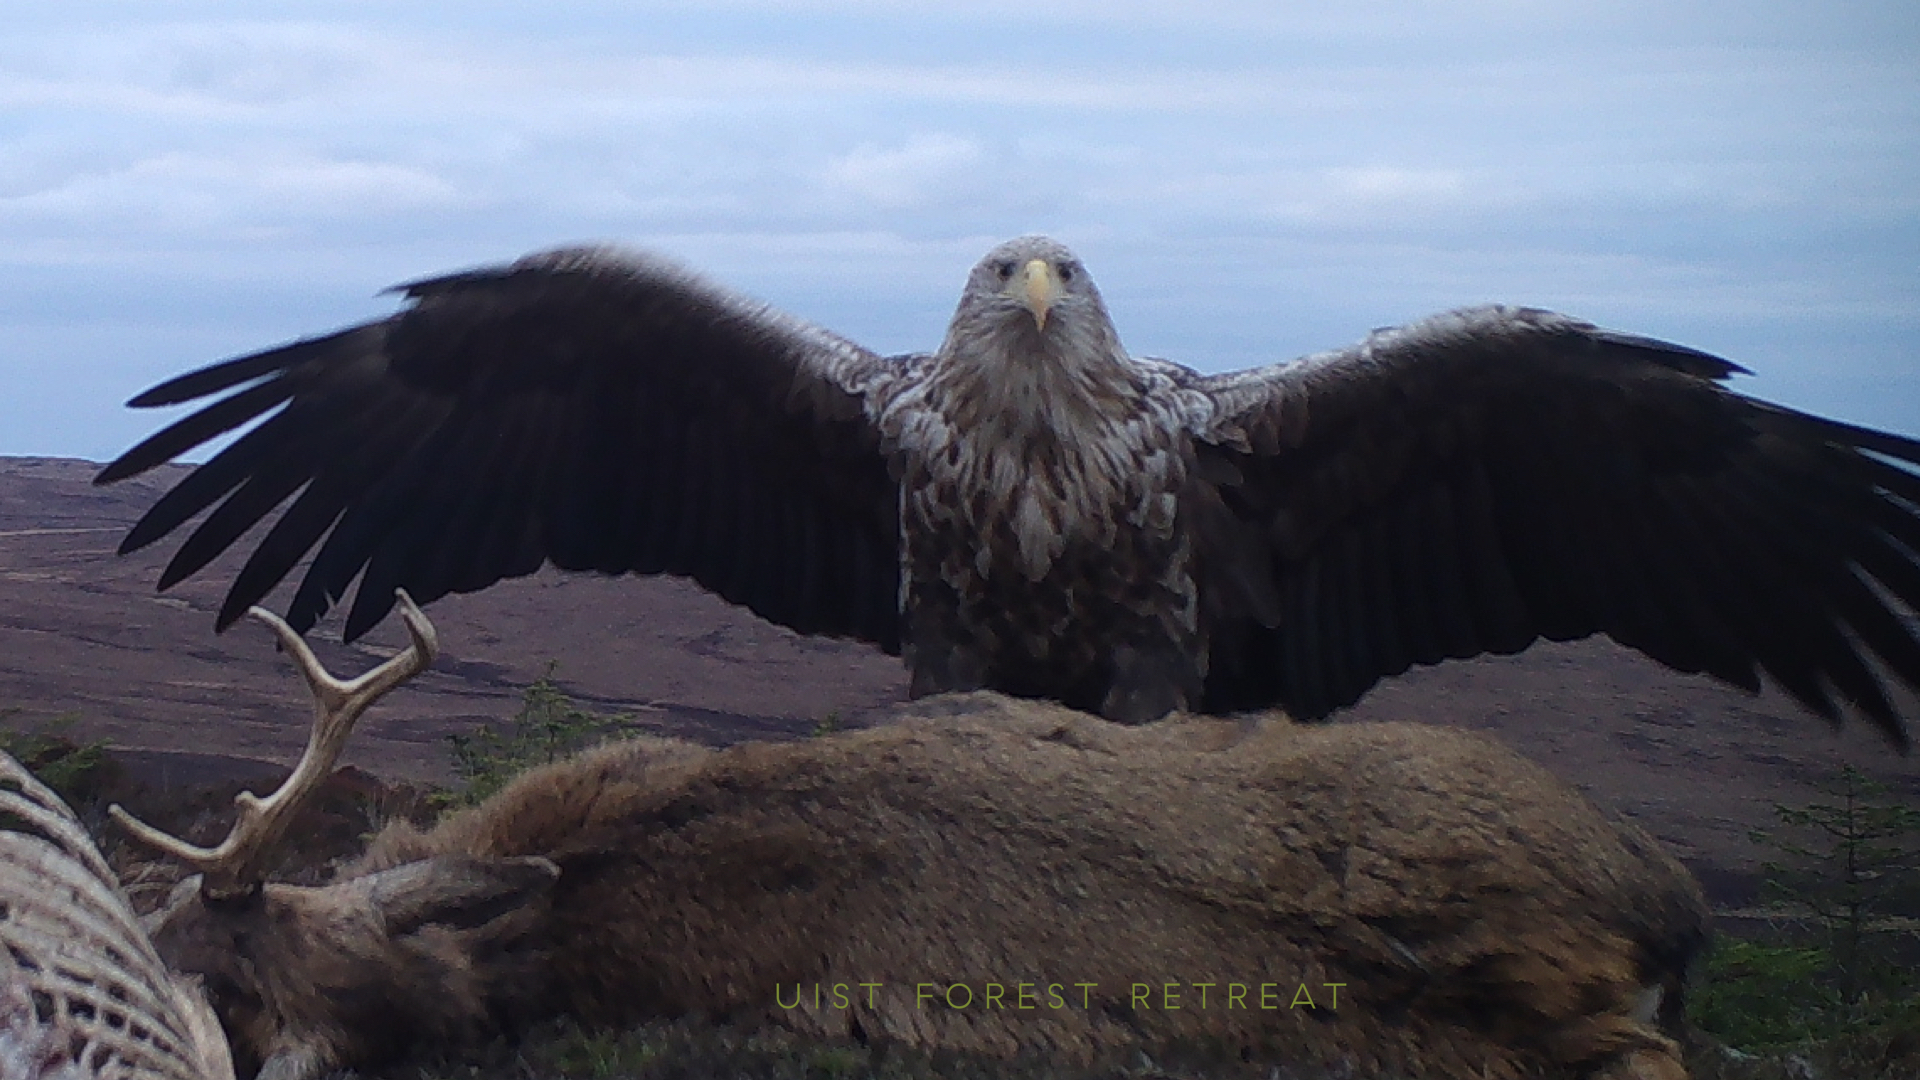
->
[112,593,557,1080]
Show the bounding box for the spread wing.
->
[97,246,909,649]
[1188,306,1920,748]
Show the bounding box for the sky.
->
[2,1,1916,463]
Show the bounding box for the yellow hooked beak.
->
[1011,258,1062,331]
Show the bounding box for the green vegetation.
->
[387,1016,1278,1080]
[0,709,112,809]
[1691,938,1915,1050]
[440,664,636,808]
[1754,765,1920,995]
[539,1024,665,1078]
[1688,764,1920,1078]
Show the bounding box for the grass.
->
[376,1017,1310,1080]
[0,710,113,808]
[1683,761,1920,1080]
[1684,937,1920,1079]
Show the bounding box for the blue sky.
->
[2,1,1916,462]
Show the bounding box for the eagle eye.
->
[994,261,1015,281]
[1057,263,1075,283]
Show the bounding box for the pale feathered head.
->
[939,236,1127,375]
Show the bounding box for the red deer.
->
[112,594,1707,1080]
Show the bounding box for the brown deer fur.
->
[141,692,1706,1080]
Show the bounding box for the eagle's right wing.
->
[1183,306,1920,748]
[97,246,908,650]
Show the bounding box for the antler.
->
[110,590,438,899]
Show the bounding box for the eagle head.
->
[939,236,1129,392]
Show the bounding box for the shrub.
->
[1689,763,1920,1075]
[441,665,636,808]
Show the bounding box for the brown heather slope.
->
[0,454,1913,907]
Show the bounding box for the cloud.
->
[817,134,985,209]
[3,152,463,228]
[0,21,372,119]
[0,2,1913,459]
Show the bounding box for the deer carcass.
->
[117,594,1707,1080]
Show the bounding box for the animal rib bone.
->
[0,752,235,1080]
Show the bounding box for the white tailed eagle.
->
[98,236,1920,746]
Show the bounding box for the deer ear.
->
[368,855,559,937]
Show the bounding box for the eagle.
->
[98,235,1920,747]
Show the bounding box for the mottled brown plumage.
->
[98,236,1920,742]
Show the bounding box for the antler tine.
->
[111,589,438,899]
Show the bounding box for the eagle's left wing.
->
[1184,306,1920,749]
[96,246,911,649]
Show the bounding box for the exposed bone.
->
[109,590,437,899]
[0,752,234,1080]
